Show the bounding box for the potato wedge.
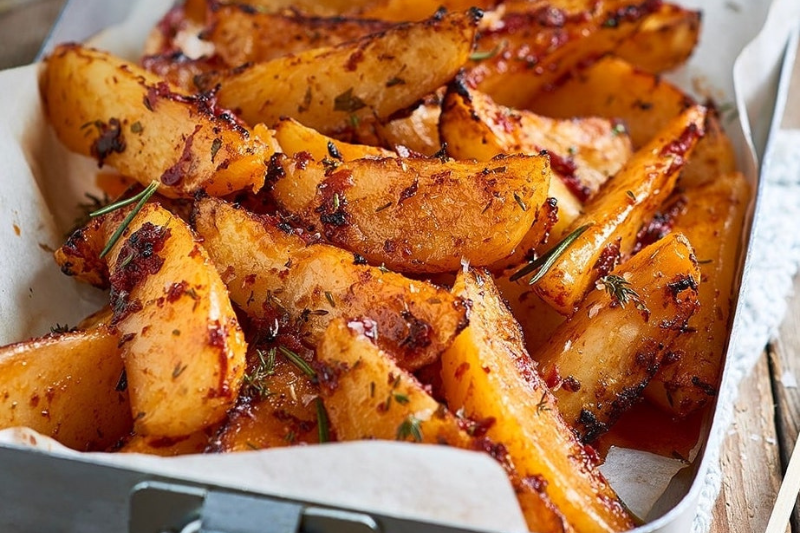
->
[356,0,495,22]
[528,56,736,188]
[441,269,634,533]
[194,198,469,370]
[441,77,633,201]
[103,203,246,436]
[533,233,700,441]
[615,3,702,74]
[55,216,109,289]
[0,326,131,451]
[465,0,660,108]
[269,153,550,273]
[533,105,705,315]
[207,6,392,66]
[273,118,392,160]
[646,172,750,417]
[40,44,277,198]
[202,10,480,134]
[317,318,469,446]
[373,99,443,156]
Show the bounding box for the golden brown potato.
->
[465,0,660,108]
[117,428,214,456]
[0,326,131,451]
[533,233,700,441]
[440,77,633,200]
[194,198,469,370]
[646,172,750,417]
[202,10,480,134]
[615,3,702,74]
[441,269,634,533]
[317,318,470,446]
[209,347,321,451]
[356,0,495,22]
[273,118,392,160]
[206,5,392,66]
[269,152,550,273]
[373,99,443,156]
[55,216,108,289]
[528,56,736,188]
[532,105,706,315]
[102,203,246,436]
[40,44,277,199]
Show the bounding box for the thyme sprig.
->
[243,348,276,400]
[396,415,423,442]
[596,274,640,308]
[95,181,160,258]
[510,224,592,285]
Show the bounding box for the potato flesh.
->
[40,44,275,199]
[0,327,131,451]
[273,118,392,160]
[317,318,470,446]
[103,204,246,436]
[210,11,479,134]
[646,173,750,417]
[534,105,706,315]
[194,198,468,371]
[528,56,736,188]
[441,270,633,533]
[270,154,550,273]
[534,233,700,441]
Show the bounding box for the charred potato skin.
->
[40,43,275,199]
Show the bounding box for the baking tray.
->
[0,0,792,531]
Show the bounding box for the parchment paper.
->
[0,0,796,531]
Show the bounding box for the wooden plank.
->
[768,272,800,533]
[709,351,786,533]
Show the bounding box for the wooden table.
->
[1,1,797,531]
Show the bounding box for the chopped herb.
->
[332,193,341,211]
[316,398,330,443]
[172,362,188,379]
[245,441,259,450]
[210,138,222,162]
[386,76,406,87]
[298,86,312,113]
[536,392,551,415]
[469,41,505,62]
[568,146,577,155]
[433,143,449,163]
[321,157,341,173]
[243,348,276,400]
[334,88,366,113]
[349,114,360,129]
[396,415,423,442]
[481,199,493,214]
[597,274,640,307]
[626,190,636,202]
[115,370,128,392]
[513,192,528,211]
[370,381,376,398]
[327,141,342,161]
[284,430,296,443]
[697,259,713,265]
[172,329,181,336]
[119,252,134,269]
[94,181,160,258]
[375,201,393,212]
[510,224,592,284]
[393,392,410,405]
[278,345,317,380]
[324,291,336,307]
[130,121,143,134]
[49,323,74,335]
[612,123,627,136]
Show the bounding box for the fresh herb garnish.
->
[510,224,592,284]
[278,345,317,380]
[92,181,160,258]
[393,392,410,405]
[396,415,423,442]
[316,397,330,443]
[469,41,505,62]
[334,88,367,113]
[513,192,528,211]
[210,138,222,162]
[49,323,74,334]
[243,348,276,400]
[596,274,640,308]
[324,291,336,308]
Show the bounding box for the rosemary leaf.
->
[316,397,330,443]
[90,180,159,217]
[509,224,592,284]
[278,345,317,380]
[98,181,160,258]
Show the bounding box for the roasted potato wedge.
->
[441,77,633,201]
[207,6,392,66]
[40,44,277,198]
[103,203,246,436]
[533,105,705,315]
[533,232,700,441]
[0,326,130,451]
[646,172,750,417]
[317,318,469,445]
[528,56,736,188]
[373,98,443,156]
[356,0,495,22]
[465,0,659,108]
[273,118,392,160]
[615,3,702,74]
[441,269,634,533]
[194,198,469,370]
[269,153,550,273]
[55,216,109,289]
[202,10,480,134]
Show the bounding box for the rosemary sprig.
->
[278,345,317,381]
[509,224,592,284]
[596,274,640,307]
[96,181,160,258]
[243,348,276,400]
[469,40,506,62]
[316,398,330,443]
[396,415,423,442]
